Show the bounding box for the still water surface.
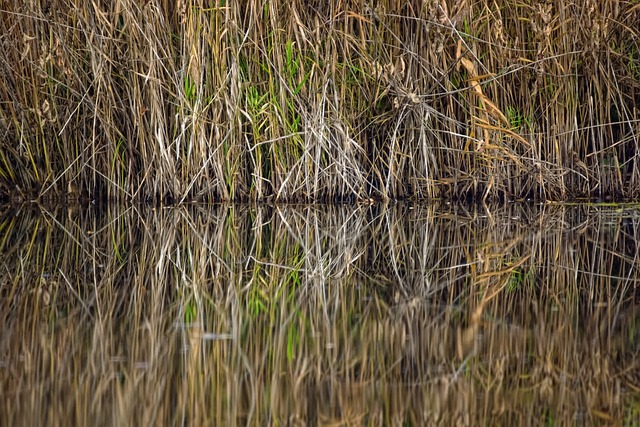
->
[0,203,638,425]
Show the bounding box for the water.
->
[0,202,638,425]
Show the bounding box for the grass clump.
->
[0,1,639,203]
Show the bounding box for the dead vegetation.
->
[0,1,639,203]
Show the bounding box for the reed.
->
[0,1,639,203]
[0,203,639,425]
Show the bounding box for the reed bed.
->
[0,1,639,203]
[0,203,638,425]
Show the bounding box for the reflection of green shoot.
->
[184,298,197,323]
[286,321,299,361]
[247,270,268,317]
[111,223,127,264]
[544,409,555,427]
[288,269,301,289]
[508,268,522,292]
[625,395,640,427]
[508,267,534,292]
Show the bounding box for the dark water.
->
[0,202,638,425]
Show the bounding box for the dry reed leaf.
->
[460,57,477,77]
[475,120,531,148]
[478,96,509,126]
[345,11,372,24]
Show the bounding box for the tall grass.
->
[0,204,638,424]
[0,1,639,203]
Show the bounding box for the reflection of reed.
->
[0,203,638,425]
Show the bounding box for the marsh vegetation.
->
[0,203,638,425]
[1,1,639,424]
[1,1,639,203]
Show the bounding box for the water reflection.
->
[0,203,638,425]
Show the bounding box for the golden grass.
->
[0,203,638,425]
[0,1,639,203]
